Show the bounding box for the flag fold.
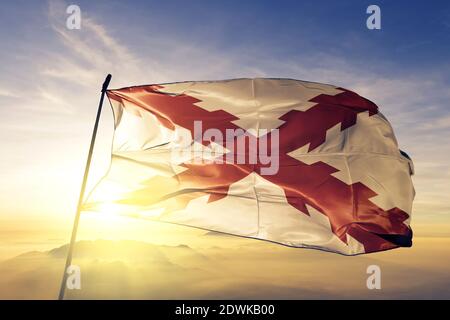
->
[83,78,414,255]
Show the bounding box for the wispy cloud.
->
[0,88,19,98]
[45,0,143,88]
[420,115,450,130]
[0,0,449,222]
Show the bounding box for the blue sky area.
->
[0,0,449,224]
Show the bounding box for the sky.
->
[0,0,450,259]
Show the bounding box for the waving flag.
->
[83,78,414,255]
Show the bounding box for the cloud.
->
[0,0,449,225]
[45,0,143,88]
[2,239,450,299]
[0,88,19,98]
[420,115,450,130]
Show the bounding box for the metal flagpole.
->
[58,74,112,300]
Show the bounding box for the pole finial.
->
[102,74,112,93]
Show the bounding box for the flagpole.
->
[58,74,112,300]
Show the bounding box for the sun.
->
[95,202,122,216]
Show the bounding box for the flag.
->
[83,78,414,255]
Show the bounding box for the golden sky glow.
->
[1,0,450,299]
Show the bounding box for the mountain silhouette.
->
[1,237,450,299]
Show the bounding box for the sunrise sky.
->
[0,0,450,262]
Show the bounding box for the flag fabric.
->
[83,78,414,255]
